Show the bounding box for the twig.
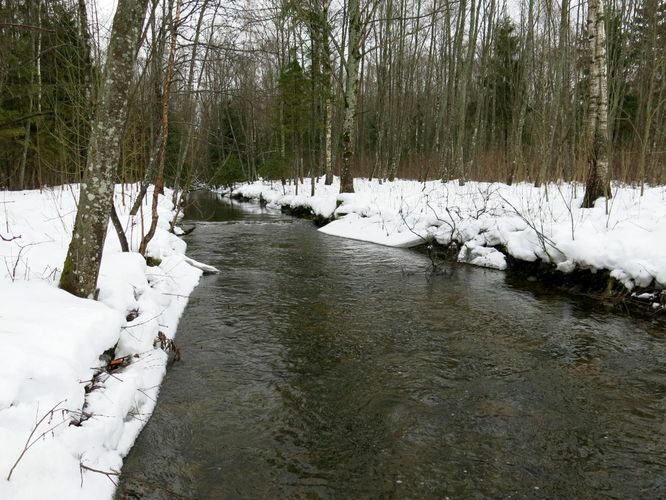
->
[0,22,55,33]
[498,192,565,260]
[121,308,168,329]
[79,463,121,487]
[7,400,68,481]
[137,388,157,403]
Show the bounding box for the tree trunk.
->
[110,203,130,252]
[59,0,150,298]
[510,0,534,186]
[454,0,480,186]
[582,0,611,208]
[324,96,334,184]
[172,0,209,206]
[128,128,162,216]
[339,0,361,194]
[323,1,334,186]
[139,0,181,256]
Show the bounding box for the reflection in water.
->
[118,191,666,499]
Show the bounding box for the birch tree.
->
[59,0,150,298]
[582,0,611,207]
[339,0,362,193]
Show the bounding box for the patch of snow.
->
[219,178,666,291]
[182,255,220,274]
[458,242,507,270]
[0,184,202,499]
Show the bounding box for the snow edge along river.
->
[0,185,212,499]
[223,177,666,311]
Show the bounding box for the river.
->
[117,190,665,499]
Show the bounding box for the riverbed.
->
[117,191,665,499]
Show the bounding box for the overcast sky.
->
[91,0,116,39]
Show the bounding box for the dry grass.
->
[343,147,664,184]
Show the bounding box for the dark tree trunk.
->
[110,203,130,252]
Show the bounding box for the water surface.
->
[118,191,666,499]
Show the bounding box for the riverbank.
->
[0,185,207,499]
[223,177,666,314]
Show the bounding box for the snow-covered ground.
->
[2,177,662,497]
[226,177,666,301]
[0,185,206,499]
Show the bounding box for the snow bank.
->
[0,185,203,499]
[224,177,666,297]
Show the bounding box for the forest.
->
[0,0,664,194]
[1,1,666,497]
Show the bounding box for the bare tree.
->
[339,0,366,193]
[582,0,611,207]
[139,0,182,255]
[59,0,150,298]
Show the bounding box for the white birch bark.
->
[339,0,361,193]
[583,0,610,207]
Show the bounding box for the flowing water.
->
[117,191,666,499]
